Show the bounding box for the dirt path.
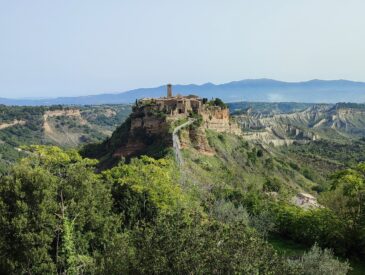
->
[0,120,26,130]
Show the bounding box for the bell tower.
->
[167,84,172,97]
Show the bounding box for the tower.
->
[167,84,172,97]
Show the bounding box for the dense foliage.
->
[0,145,353,274]
[0,146,118,273]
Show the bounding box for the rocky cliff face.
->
[130,114,169,136]
[179,127,215,155]
[202,107,241,135]
[113,109,171,158]
[171,107,241,156]
[112,104,241,158]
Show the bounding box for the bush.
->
[263,177,282,192]
[257,149,264,157]
[206,98,227,109]
[287,244,351,275]
[302,167,315,180]
[210,199,250,224]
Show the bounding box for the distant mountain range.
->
[2,79,365,105]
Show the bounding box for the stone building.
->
[137,85,203,117]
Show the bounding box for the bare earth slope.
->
[235,103,365,145]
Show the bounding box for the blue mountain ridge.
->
[1,79,365,105]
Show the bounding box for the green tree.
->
[0,146,119,274]
[102,156,187,228]
[288,244,351,275]
[125,210,293,274]
[321,162,365,256]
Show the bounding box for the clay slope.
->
[235,103,365,144]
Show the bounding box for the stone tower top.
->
[167,84,172,98]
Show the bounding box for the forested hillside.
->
[0,145,355,274]
[0,104,131,174]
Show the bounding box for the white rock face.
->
[292,193,321,209]
[235,103,365,145]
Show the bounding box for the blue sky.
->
[0,0,364,98]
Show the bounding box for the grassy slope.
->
[181,130,317,201]
[179,129,365,274]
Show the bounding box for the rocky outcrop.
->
[181,127,214,155]
[292,193,321,209]
[113,140,146,158]
[130,115,169,136]
[177,107,240,156]
[113,111,171,158]
[202,106,241,135]
[111,95,242,158]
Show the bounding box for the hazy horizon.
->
[1,0,365,98]
[2,78,365,100]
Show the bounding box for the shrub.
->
[287,244,351,275]
[263,177,282,192]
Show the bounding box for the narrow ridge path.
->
[172,119,195,166]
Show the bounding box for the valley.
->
[1,95,365,273]
[233,103,365,145]
[2,1,364,273]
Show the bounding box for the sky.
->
[0,0,365,98]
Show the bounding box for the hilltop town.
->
[113,84,241,158]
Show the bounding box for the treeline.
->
[228,102,315,115]
[0,146,352,274]
[0,105,69,122]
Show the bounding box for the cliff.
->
[93,94,242,162]
[201,106,241,135]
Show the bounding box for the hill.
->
[2,79,365,105]
[0,104,131,173]
[79,94,322,199]
[81,93,240,168]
